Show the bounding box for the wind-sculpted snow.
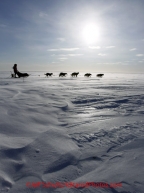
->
[0,72,144,193]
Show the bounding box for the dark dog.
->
[84,73,92,77]
[17,71,29,78]
[59,72,67,77]
[45,73,53,77]
[97,74,104,77]
[71,72,79,77]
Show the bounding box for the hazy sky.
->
[0,0,144,73]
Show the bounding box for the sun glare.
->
[82,23,100,44]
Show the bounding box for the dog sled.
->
[11,71,29,78]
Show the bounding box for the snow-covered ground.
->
[0,71,144,193]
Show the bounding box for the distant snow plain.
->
[0,72,144,193]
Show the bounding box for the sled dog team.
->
[45,72,104,77]
[12,64,104,78]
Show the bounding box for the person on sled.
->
[12,64,19,78]
[12,64,29,78]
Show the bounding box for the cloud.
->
[47,48,79,51]
[59,54,83,56]
[67,54,83,56]
[130,48,137,51]
[60,48,79,51]
[47,49,59,51]
[39,12,48,18]
[57,38,66,42]
[98,53,106,56]
[89,46,101,49]
[97,62,121,65]
[57,54,83,59]
[136,54,144,57]
[59,57,68,60]
[105,46,115,48]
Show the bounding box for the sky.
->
[0,0,144,73]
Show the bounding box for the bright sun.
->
[82,23,100,44]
